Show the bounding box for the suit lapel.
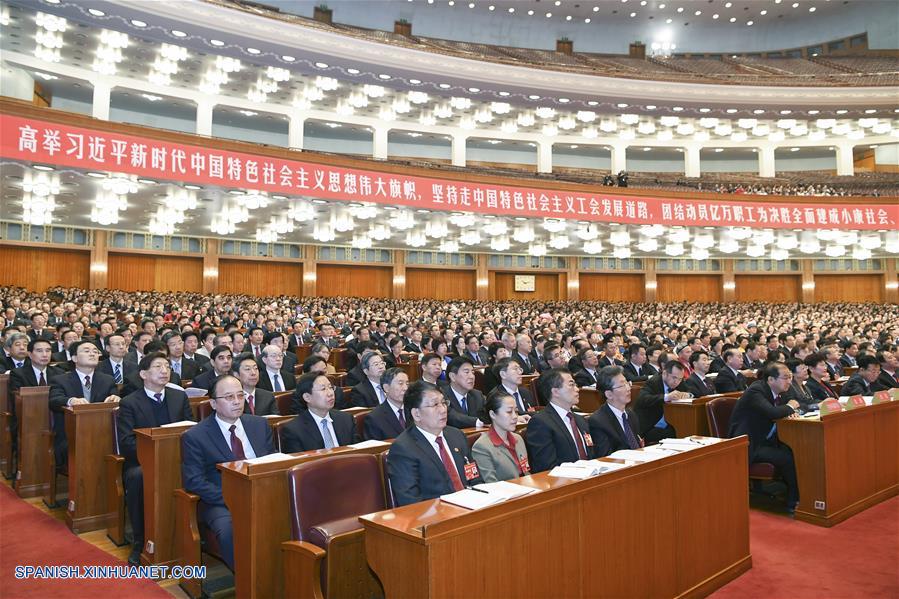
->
[603,405,628,447]
[203,416,234,461]
[411,428,449,481]
[546,406,577,455]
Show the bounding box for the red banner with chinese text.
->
[2,113,896,230]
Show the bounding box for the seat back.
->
[466,430,482,450]
[274,391,293,416]
[196,400,213,421]
[378,449,396,509]
[286,454,386,545]
[353,411,369,440]
[706,396,737,438]
[111,407,121,455]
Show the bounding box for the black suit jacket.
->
[633,374,687,437]
[184,354,211,373]
[50,351,74,371]
[839,355,857,369]
[350,380,381,408]
[511,352,536,375]
[96,359,137,384]
[343,365,365,388]
[387,425,481,507]
[573,368,599,388]
[683,373,716,398]
[247,388,279,416]
[188,369,221,391]
[279,409,359,453]
[825,362,843,380]
[503,385,536,413]
[874,370,899,391]
[256,368,296,393]
[588,403,641,457]
[728,380,796,461]
[805,377,839,404]
[713,367,747,394]
[783,381,817,412]
[49,370,118,412]
[443,386,485,428]
[363,400,407,440]
[840,374,872,397]
[181,414,273,507]
[117,388,193,468]
[170,358,201,382]
[26,329,54,342]
[525,405,594,473]
[9,364,65,395]
[621,362,650,382]
[598,356,623,369]
[121,369,182,397]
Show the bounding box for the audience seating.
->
[281,454,386,599]
[707,396,776,483]
[174,488,227,599]
[104,408,126,546]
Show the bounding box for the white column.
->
[835,144,855,176]
[684,145,701,178]
[373,127,389,160]
[536,141,553,173]
[195,100,214,137]
[288,114,305,150]
[451,134,467,167]
[91,79,112,120]
[610,144,627,174]
[758,145,776,178]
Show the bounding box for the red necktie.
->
[397,408,406,428]
[39,371,46,386]
[567,412,588,459]
[247,394,255,415]
[436,436,464,491]
[229,425,247,460]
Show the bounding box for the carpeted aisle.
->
[0,484,171,598]
[712,496,899,598]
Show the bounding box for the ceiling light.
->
[171,30,187,37]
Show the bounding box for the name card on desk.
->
[843,395,866,410]
[818,398,843,415]
[873,391,892,404]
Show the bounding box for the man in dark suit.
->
[48,340,120,466]
[315,323,340,349]
[633,361,690,444]
[286,321,313,351]
[714,349,749,394]
[840,354,881,396]
[350,351,388,408]
[442,357,485,428]
[464,335,489,367]
[117,353,193,564]
[588,366,643,457]
[181,374,273,570]
[728,363,801,512]
[874,350,899,390]
[598,335,623,369]
[573,347,601,387]
[343,343,379,387]
[255,345,296,393]
[492,357,535,417]
[364,368,409,441]
[526,368,594,473]
[683,351,717,398]
[164,332,201,382]
[622,344,650,382]
[26,313,53,342]
[839,341,859,369]
[234,353,279,416]
[50,330,80,368]
[182,330,211,373]
[824,346,844,380]
[120,341,183,396]
[125,332,153,366]
[189,346,234,391]
[265,332,297,372]
[403,330,424,355]
[280,372,359,453]
[512,334,536,375]
[9,338,64,456]
[2,332,29,372]
[387,381,482,506]
[96,333,136,386]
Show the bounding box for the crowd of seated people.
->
[2,284,897,533]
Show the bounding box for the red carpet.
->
[712,496,899,598]
[0,484,171,598]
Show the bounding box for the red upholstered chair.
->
[281,454,386,599]
[174,489,228,599]
[706,396,776,482]
[466,429,483,450]
[105,407,127,546]
[196,399,213,421]
[274,391,293,416]
[352,410,369,440]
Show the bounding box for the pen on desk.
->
[469,487,489,494]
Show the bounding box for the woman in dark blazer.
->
[471,389,530,483]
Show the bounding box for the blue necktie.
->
[273,374,283,392]
[460,394,468,413]
[622,413,640,449]
[656,385,669,429]
[114,363,123,384]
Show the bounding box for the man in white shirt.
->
[350,352,387,407]
[494,357,533,421]
[588,366,643,457]
[525,368,594,472]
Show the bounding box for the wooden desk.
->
[574,387,604,413]
[777,400,899,527]
[136,424,196,566]
[15,387,51,498]
[64,402,118,532]
[220,442,393,599]
[362,437,751,599]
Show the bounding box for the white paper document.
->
[472,481,537,500]
[440,489,507,510]
[160,420,197,428]
[549,460,627,479]
[607,449,668,462]
[184,387,208,398]
[243,452,295,465]
[348,439,391,449]
[658,437,722,449]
